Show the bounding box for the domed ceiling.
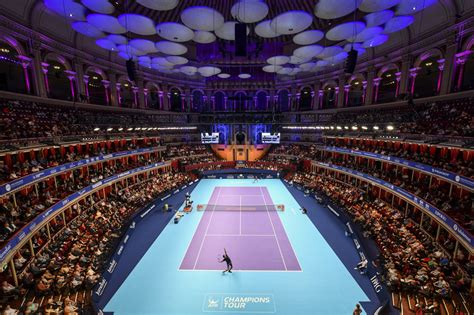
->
[40,0,440,80]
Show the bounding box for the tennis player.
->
[220,248,233,274]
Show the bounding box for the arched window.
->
[170,88,182,112]
[234,91,246,112]
[147,85,160,109]
[377,70,398,103]
[459,52,474,91]
[256,91,268,110]
[322,84,337,109]
[214,91,225,111]
[278,90,290,112]
[299,87,312,111]
[414,57,440,98]
[0,44,27,93]
[47,61,71,101]
[119,80,134,108]
[86,71,106,105]
[192,90,204,112]
[348,79,364,107]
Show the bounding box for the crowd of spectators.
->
[0,171,190,314]
[0,153,162,244]
[289,173,471,301]
[322,139,473,178]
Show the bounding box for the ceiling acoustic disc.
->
[362,34,389,47]
[72,21,105,38]
[217,73,231,78]
[231,0,269,23]
[118,14,156,35]
[382,15,414,34]
[81,0,114,14]
[129,39,159,54]
[293,30,324,45]
[270,11,313,35]
[364,10,394,27]
[215,22,249,41]
[181,6,225,31]
[326,21,365,41]
[198,66,221,77]
[347,26,383,42]
[156,22,194,42]
[193,31,216,44]
[293,45,324,59]
[96,38,117,51]
[359,0,400,12]
[255,20,279,38]
[155,41,188,55]
[315,0,363,19]
[136,0,179,11]
[262,65,283,73]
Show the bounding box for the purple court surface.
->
[180,186,301,271]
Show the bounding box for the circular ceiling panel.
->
[72,21,105,38]
[129,39,158,54]
[262,65,283,73]
[136,0,179,11]
[364,10,394,27]
[138,56,151,64]
[317,46,344,59]
[81,0,114,14]
[181,6,225,31]
[166,56,188,65]
[277,67,294,75]
[118,14,156,35]
[293,45,324,59]
[299,62,317,71]
[344,43,366,55]
[117,44,146,56]
[238,73,251,79]
[293,30,324,45]
[117,52,136,60]
[198,66,221,77]
[383,15,414,33]
[315,0,363,19]
[156,22,194,42]
[315,60,330,68]
[270,11,313,35]
[217,73,231,78]
[267,55,290,65]
[152,57,174,67]
[347,26,383,42]
[396,0,437,15]
[155,41,188,55]
[289,55,311,64]
[107,34,127,44]
[231,0,269,23]
[324,51,348,64]
[326,21,366,41]
[95,38,117,51]
[193,31,216,44]
[290,68,302,75]
[359,0,400,12]
[362,34,389,47]
[180,66,198,75]
[87,14,126,34]
[45,0,86,21]
[216,22,249,40]
[255,20,279,38]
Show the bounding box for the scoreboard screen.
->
[201,132,219,144]
[261,133,280,144]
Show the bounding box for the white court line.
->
[259,186,288,271]
[206,234,276,237]
[239,195,242,236]
[193,187,222,270]
[180,269,302,273]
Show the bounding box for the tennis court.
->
[180,186,301,271]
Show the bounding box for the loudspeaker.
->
[126,59,137,81]
[344,49,358,74]
[235,23,247,57]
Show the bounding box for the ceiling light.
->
[118,127,123,131]
[93,127,100,131]
[127,127,133,131]
[336,126,342,130]
[362,126,368,130]
[387,125,394,131]
[107,128,113,131]
[351,126,358,130]
[344,126,349,130]
[373,126,379,130]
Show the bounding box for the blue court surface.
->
[104,179,374,315]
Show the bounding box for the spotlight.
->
[351,126,358,130]
[373,126,379,130]
[93,127,100,131]
[386,125,394,131]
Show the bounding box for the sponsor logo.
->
[92,181,103,189]
[140,205,155,218]
[370,275,383,293]
[123,235,129,244]
[174,189,180,194]
[5,184,11,192]
[107,259,117,274]
[0,244,12,261]
[455,175,460,182]
[130,222,136,229]
[95,279,107,296]
[203,294,275,313]
[18,231,26,241]
[117,245,124,255]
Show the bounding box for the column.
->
[83,75,90,102]
[135,77,145,108]
[409,67,420,95]
[372,77,382,103]
[211,96,215,111]
[365,67,375,105]
[334,87,340,107]
[101,80,110,105]
[30,42,47,97]
[162,86,170,110]
[115,83,122,106]
[167,92,171,111]
[64,70,77,100]
[337,74,346,108]
[455,51,472,91]
[361,81,367,104]
[344,84,351,106]
[310,92,315,110]
[318,90,323,109]
[159,91,164,110]
[132,86,139,108]
[108,71,118,106]
[395,72,401,97]
[253,96,257,110]
[73,60,86,100]
[296,93,301,111]
[203,95,208,111]
[436,59,445,94]
[312,81,320,110]
[17,55,32,94]
[273,95,278,111]
[440,35,457,95]
[398,55,412,96]
[143,88,148,108]
[266,95,270,110]
[42,63,50,96]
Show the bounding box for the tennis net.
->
[196,204,285,212]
